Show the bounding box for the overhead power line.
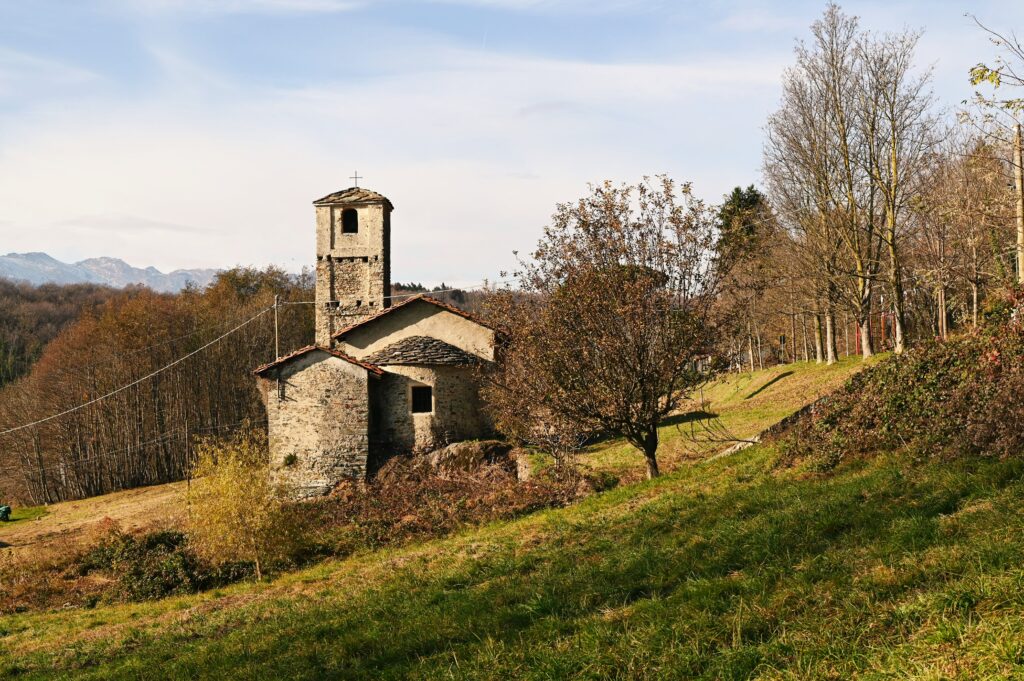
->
[278,278,515,307]
[0,306,273,438]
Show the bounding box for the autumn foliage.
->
[0,267,313,504]
[186,429,305,581]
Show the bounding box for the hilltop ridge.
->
[0,252,217,292]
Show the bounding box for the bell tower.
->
[313,186,392,345]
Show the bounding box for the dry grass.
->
[0,481,187,560]
[0,482,188,614]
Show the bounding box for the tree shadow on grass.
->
[745,371,794,400]
[661,410,719,427]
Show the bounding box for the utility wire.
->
[0,306,273,438]
[279,278,515,307]
[10,420,255,478]
[53,306,283,380]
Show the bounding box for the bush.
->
[780,321,1024,470]
[78,528,253,602]
[80,530,202,600]
[307,455,609,554]
[187,429,308,580]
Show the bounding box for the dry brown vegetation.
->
[0,267,313,505]
[0,483,186,613]
[0,436,610,615]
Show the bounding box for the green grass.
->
[0,505,47,527]
[5,446,1024,679]
[14,356,1024,679]
[582,356,877,479]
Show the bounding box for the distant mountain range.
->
[0,252,218,293]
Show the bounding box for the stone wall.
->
[338,301,495,361]
[314,202,391,345]
[371,365,492,454]
[265,351,374,499]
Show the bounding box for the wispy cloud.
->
[427,0,658,12]
[0,38,787,275]
[0,48,98,100]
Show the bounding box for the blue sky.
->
[0,0,1020,285]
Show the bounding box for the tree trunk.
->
[1015,123,1024,284]
[844,314,850,358]
[801,313,810,362]
[937,286,948,339]
[971,243,980,328]
[859,317,874,358]
[971,281,979,328]
[888,241,906,354]
[754,323,764,371]
[813,314,824,364]
[643,429,660,479]
[747,325,755,374]
[790,311,798,363]
[825,309,838,365]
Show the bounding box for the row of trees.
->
[0,268,313,504]
[720,5,1024,370]
[485,5,1024,480]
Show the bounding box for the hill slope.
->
[14,358,991,678]
[6,441,1023,677]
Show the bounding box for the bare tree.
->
[766,5,937,357]
[858,27,936,352]
[912,135,1016,334]
[483,178,724,479]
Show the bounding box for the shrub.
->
[78,528,253,602]
[308,455,609,554]
[186,429,307,580]
[780,321,1024,470]
[79,529,203,600]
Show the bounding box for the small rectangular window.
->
[411,386,433,413]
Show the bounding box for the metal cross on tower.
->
[350,170,362,187]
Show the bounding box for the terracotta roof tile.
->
[312,187,393,209]
[253,345,383,377]
[331,294,498,340]
[363,336,481,366]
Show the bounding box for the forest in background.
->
[0,268,314,504]
[0,280,124,388]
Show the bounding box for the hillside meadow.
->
[16,356,1014,679]
[4,438,1023,677]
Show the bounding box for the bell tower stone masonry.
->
[313,187,392,345]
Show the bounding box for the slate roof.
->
[312,187,394,210]
[253,345,383,377]
[363,336,481,366]
[332,294,499,340]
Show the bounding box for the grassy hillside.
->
[14,357,994,678]
[5,441,1024,677]
[583,356,877,481]
[0,483,186,559]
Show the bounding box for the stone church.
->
[254,187,498,499]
